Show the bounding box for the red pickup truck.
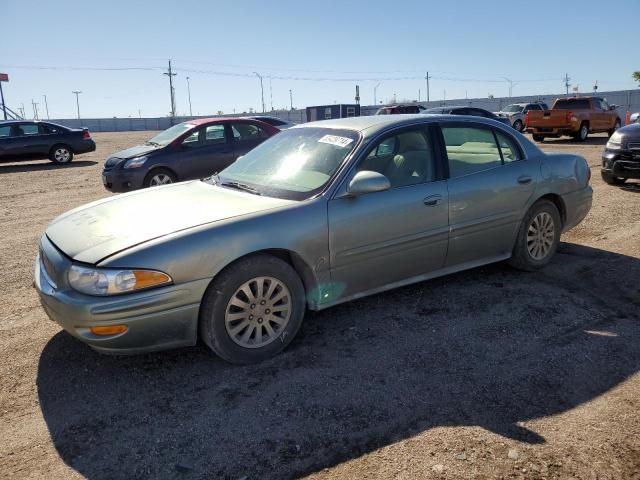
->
[525,96,621,142]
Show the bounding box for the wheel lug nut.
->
[250,304,255,309]
[258,318,263,323]
[249,315,254,320]
[265,309,271,314]
[260,300,266,305]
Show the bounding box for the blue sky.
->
[2,0,638,118]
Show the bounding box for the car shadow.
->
[620,181,640,193]
[36,243,640,479]
[536,136,608,146]
[0,160,97,174]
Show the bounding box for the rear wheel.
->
[532,134,545,142]
[574,122,589,142]
[601,171,626,185]
[49,145,73,163]
[143,168,176,187]
[513,119,524,132]
[608,120,621,137]
[508,199,561,271]
[199,254,306,364]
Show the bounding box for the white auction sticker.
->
[318,135,354,148]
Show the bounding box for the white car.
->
[494,102,548,132]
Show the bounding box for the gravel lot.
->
[0,131,639,480]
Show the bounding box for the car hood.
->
[109,144,161,160]
[46,181,294,264]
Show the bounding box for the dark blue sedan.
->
[0,120,96,163]
[423,106,513,128]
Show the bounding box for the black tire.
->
[532,134,545,142]
[508,199,561,271]
[143,168,176,187]
[608,119,621,137]
[49,144,74,163]
[601,171,626,185]
[199,254,306,364]
[513,119,524,132]
[574,122,589,142]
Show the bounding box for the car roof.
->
[293,113,508,136]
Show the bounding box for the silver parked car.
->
[35,115,593,364]
[494,102,548,132]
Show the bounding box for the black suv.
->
[601,123,640,185]
[0,121,96,163]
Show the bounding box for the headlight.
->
[606,132,624,150]
[68,265,172,296]
[124,156,148,169]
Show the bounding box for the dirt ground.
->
[0,130,639,480]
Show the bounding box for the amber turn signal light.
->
[90,325,128,336]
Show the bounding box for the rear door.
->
[174,123,234,179]
[439,122,538,266]
[0,124,12,158]
[328,125,449,298]
[230,121,271,158]
[12,123,41,156]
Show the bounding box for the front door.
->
[440,123,538,266]
[176,123,234,179]
[328,126,449,300]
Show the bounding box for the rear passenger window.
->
[442,126,501,178]
[494,131,522,163]
[232,123,268,141]
[0,126,11,137]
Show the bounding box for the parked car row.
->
[35,114,593,364]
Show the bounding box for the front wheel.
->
[508,199,561,271]
[49,145,74,163]
[532,134,545,142]
[601,171,626,185]
[513,119,524,132]
[143,168,176,187]
[199,254,306,364]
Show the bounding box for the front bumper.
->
[102,167,146,192]
[34,235,211,354]
[561,185,593,232]
[601,150,640,179]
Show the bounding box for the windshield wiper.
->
[220,181,262,195]
[145,141,160,147]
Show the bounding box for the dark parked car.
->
[423,106,512,127]
[0,120,96,163]
[102,117,279,192]
[376,105,425,115]
[601,122,640,185]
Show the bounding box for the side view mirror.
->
[609,105,618,111]
[347,170,391,196]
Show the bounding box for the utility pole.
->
[72,91,82,119]
[563,73,571,95]
[186,76,193,117]
[289,89,293,110]
[43,94,50,119]
[31,99,39,120]
[163,60,177,118]
[374,82,381,105]
[425,72,431,103]
[418,88,421,102]
[253,72,265,113]
[20,103,25,119]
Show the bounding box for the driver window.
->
[182,129,201,146]
[358,128,435,188]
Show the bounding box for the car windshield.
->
[214,127,360,200]
[502,105,524,113]
[147,122,194,146]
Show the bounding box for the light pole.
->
[72,91,82,119]
[163,60,177,118]
[289,89,293,110]
[253,72,265,113]
[503,77,516,97]
[374,82,381,105]
[43,94,50,119]
[186,76,193,117]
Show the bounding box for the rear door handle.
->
[517,175,532,184]
[423,194,442,206]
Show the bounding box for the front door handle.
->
[423,194,442,206]
[517,175,532,184]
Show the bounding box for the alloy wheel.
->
[54,148,71,162]
[149,173,173,186]
[527,212,555,260]
[225,276,291,349]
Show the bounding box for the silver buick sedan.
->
[35,115,593,364]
